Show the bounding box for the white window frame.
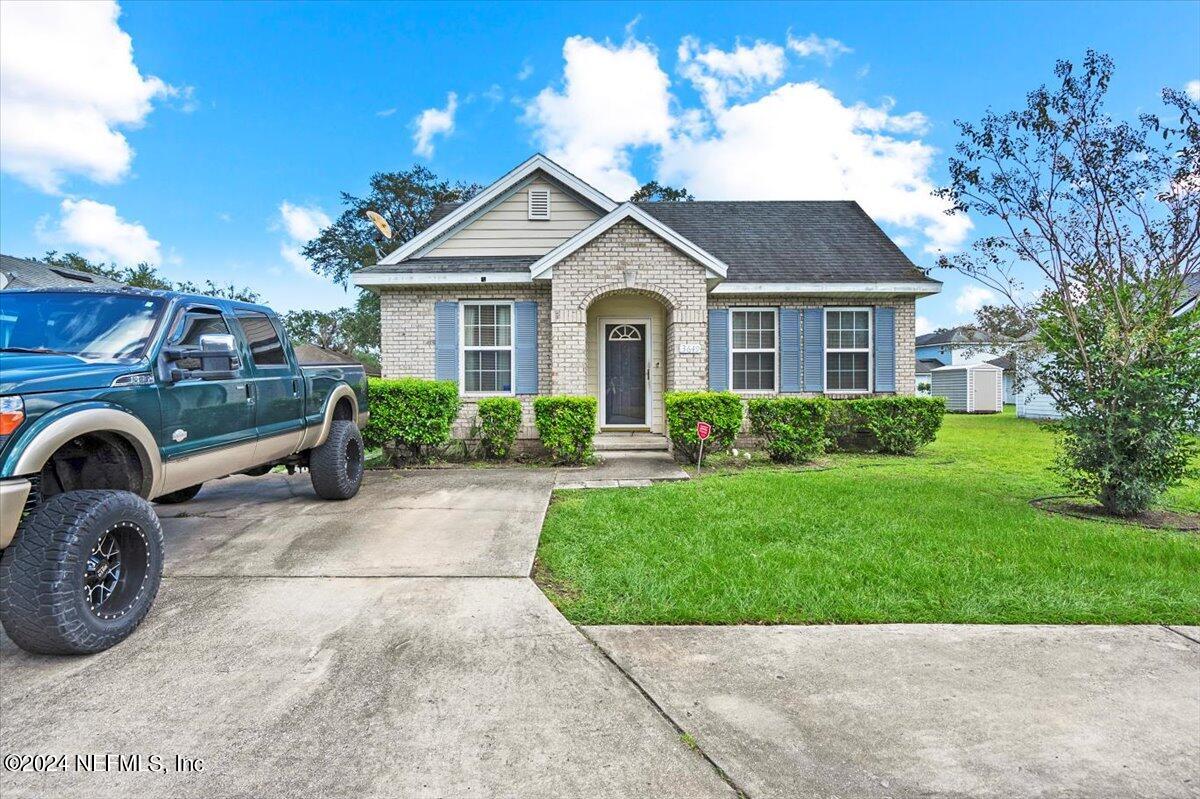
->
[729,307,778,394]
[459,300,516,396]
[823,306,873,394]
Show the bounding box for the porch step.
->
[593,432,670,452]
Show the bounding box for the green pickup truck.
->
[0,288,368,655]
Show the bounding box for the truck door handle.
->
[292,377,301,397]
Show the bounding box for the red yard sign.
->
[696,421,712,441]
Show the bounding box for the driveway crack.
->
[1162,625,1200,646]
[575,626,751,799]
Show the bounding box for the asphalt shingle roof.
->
[0,254,124,290]
[634,201,936,284]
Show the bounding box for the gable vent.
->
[527,188,551,221]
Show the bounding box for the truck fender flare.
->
[12,406,162,499]
[299,384,362,452]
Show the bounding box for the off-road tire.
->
[309,420,364,500]
[0,490,164,655]
[153,483,203,504]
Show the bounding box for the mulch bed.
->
[1031,495,1199,531]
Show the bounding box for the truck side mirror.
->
[161,333,241,381]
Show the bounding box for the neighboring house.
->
[915,357,940,396]
[918,325,1015,406]
[1017,273,1199,421]
[293,342,381,377]
[352,154,942,442]
[0,254,123,291]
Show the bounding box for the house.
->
[0,254,123,290]
[1016,272,1200,420]
[352,154,942,444]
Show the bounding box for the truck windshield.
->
[0,292,166,360]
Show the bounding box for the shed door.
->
[974,370,1000,412]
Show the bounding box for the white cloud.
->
[523,33,969,252]
[0,0,175,193]
[678,36,786,112]
[517,59,535,81]
[954,285,995,315]
[483,84,505,104]
[915,315,933,336]
[38,198,161,265]
[524,36,673,198]
[376,107,397,118]
[277,201,330,275]
[412,92,458,158]
[786,32,852,65]
[1186,80,1200,102]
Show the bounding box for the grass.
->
[535,408,1200,625]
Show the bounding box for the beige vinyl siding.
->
[426,177,600,257]
[586,295,666,433]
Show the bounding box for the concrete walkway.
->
[587,624,1200,799]
[556,450,689,489]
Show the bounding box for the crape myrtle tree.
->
[936,51,1200,516]
[296,166,481,360]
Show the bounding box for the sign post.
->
[695,421,712,478]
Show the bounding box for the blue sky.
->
[1,1,1197,333]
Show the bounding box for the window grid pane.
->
[731,310,777,390]
[463,304,513,393]
[825,309,871,391]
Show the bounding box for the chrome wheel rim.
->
[84,521,150,620]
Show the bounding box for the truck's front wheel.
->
[309,420,364,500]
[0,490,163,655]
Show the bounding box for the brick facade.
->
[550,219,710,395]
[377,225,920,442]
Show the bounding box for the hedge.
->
[748,397,832,463]
[477,397,522,460]
[664,391,743,463]
[534,396,597,464]
[363,377,460,462]
[828,396,946,455]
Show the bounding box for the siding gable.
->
[424,174,601,258]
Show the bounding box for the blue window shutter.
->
[514,301,538,394]
[434,301,459,382]
[779,308,800,392]
[803,308,824,392]
[708,308,729,391]
[874,307,896,392]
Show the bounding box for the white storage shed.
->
[930,362,1004,413]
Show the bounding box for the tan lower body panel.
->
[0,479,32,549]
[157,429,304,497]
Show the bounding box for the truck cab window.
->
[235,312,287,366]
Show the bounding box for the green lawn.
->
[535,409,1200,625]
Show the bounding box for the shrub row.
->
[664,391,946,463]
[363,377,460,462]
[534,395,598,464]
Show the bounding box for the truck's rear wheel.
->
[309,420,364,500]
[0,490,163,655]
[153,483,203,504]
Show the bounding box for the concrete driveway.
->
[0,470,732,799]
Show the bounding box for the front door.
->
[603,322,647,427]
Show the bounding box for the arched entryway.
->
[584,288,674,433]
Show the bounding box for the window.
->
[170,308,230,371]
[462,302,513,394]
[825,308,871,392]
[235,311,287,366]
[527,188,550,220]
[731,309,777,391]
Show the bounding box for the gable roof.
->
[528,203,729,279]
[916,325,994,347]
[636,201,935,286]
[0,254,124,290]
[374,154,616,266]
